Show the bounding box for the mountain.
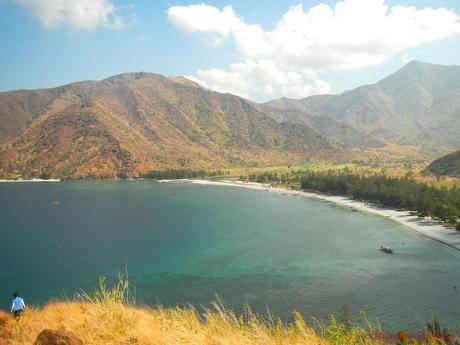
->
[255,105,384,149]
[0,73,340,179]
[2,60,458,179]
[424,150,460,177]
[266,61,460,150]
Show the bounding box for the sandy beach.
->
[184,179,460,252]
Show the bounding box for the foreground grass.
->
[1,279,456,345]
[0,277,397,345]
[0,300,387,345]
[1,276,457,345]
[3,301,457,345]
[1,301,332,345]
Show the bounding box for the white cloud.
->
[168,4,239,46]
[187,60,330,100]
[168,0,460,101]
[14,0,125,30]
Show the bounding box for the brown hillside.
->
[0,73,341,179]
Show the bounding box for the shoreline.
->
[1,177,458,251]
[183,179,460,252]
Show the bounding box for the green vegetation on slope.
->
[424,150,460,177]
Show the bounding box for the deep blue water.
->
[0,181,459,332]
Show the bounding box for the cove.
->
[0,180,459,331]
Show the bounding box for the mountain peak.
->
[265,60,460,151]
[102,73,203,89]
[102,72,160,85]
[394,59,460,76]
[390,59,435,75]
[403,59,430,67]
[377,60,460,93]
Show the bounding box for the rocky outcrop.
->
[34,329,83,345]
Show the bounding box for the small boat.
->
[380,246,393,254]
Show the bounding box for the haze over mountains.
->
[0,60,458,179]
[266,60,460,150]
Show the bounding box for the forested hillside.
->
[424,150,460,177]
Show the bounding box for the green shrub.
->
[82,274,133,304]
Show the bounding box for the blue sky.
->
[1,0,459,102]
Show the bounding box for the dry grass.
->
[1,302,332,345]
[3,301,409,345]
[0,277,395,345]
[0,278,450,345]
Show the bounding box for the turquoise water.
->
[1,181,459,331]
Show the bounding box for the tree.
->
[251,171,460,226]
[39,172,51,180]
[433,204,448,221]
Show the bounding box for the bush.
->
[82,274,133,304]
[39,172,51,180]
[456,222,460,232]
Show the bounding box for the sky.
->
[1,0,459,102]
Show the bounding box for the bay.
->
[0,181,459,331]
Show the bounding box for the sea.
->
[0,180,459,332]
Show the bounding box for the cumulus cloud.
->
[188,60,330,99]
[168,0,460,101]
[14,0,125,30]
[168,4,239,46]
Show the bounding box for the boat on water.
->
[380,246,393,254]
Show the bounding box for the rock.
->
[34,329,83,345]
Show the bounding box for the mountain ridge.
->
[265,60,460,150]
[0,72,341,179]
[1,60,459,179]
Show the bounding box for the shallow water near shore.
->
[1,180,459,331]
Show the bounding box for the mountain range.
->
[0,60,458,179]
[0,73,341,179]
[265,60,460,150]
